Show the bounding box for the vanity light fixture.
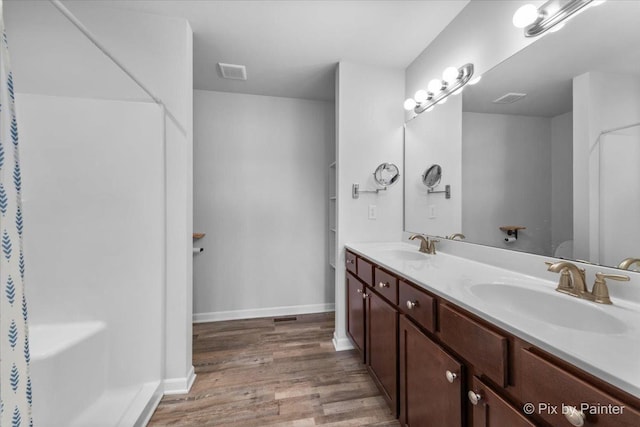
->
[404,63,475,115]
[513,0,606,37]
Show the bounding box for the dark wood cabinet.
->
[367,289,399,416]
[520,349,640,427]
[345,249,640,427]
[399,280,436,333]
[374,266,399,304]
[439,304,508,388]
[346,272,365,360]
[469,376,536,427]
[400,315,463,427]
[346,251,357,275]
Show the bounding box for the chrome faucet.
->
[428,238,440,254]
[546,261,630,304]
[618,258,640,271]
[591,272,630,304]
[409,234,439,254]
[446,233,466,240]
[409,234,430,253]
[546,261,589,298]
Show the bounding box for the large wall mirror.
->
[404,0,640,271]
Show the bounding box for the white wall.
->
[5,1,194,393]
[334,62,404,349]
[18,94,164,388]
[462,112,552,255]
[551,111,573,252]
[192,90,334,320]
[405,96,462,236]
[574,72,640,264]
[599,128,640,267]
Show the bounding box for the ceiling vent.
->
[218,63,247,80]
[493,92,527,104]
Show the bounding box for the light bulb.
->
[512,4,539,28]
[428,79,443,94]
[414,89,429,103]
[442,67,460,84]
[468,75,482,85]
[403,98,417,111]
[437,97,448,105]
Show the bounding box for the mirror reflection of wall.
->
[405,96,462,238]
[404,0,640,269]
[461,111,568,256]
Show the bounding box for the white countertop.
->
[345,241,640,399]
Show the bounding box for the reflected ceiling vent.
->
[493,92,527,104]
[218,63,247,80]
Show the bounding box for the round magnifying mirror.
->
[422,164,442,189]
[373,163,400,187]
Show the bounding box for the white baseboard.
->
[162,365,196,395]
[193,303,335,323]
[332,331,355,351]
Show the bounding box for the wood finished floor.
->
[148,312,399,426]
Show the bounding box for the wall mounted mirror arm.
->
[422,164,451,199]
[427,185,451,199]
[352,163,400,199]
[352,183,387,199]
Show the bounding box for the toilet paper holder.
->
[499,225,526,241]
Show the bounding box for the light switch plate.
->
[368,205,377,220]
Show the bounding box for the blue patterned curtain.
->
[0,1,33,426]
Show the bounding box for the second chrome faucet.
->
[409,234,439,254]
[546,261,629,304]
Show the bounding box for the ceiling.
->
[462,0,640,117]
[80,0,469,101]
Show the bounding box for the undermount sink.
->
[469,284,628,334]
[379,248,428,261]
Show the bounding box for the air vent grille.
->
[218,63,247,80]
[493,92,527,104]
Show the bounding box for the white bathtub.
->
[30,322,108,427]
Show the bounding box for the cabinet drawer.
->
[374,267,398,304]
[469,376,535,427]
[346,251,357,274]
[521,349,640,427]
[399,280,435,333]
[439,304,508,387]
[357,257,374,286]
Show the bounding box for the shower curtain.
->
[0,1,33,426]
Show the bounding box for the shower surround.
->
[17,93,165,426]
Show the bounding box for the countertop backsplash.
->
[401,231,640,306]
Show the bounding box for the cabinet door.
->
[469,376,536,427]
[520,349,640,427]
[346,272,365,359]
[367,290,398,416]
[400,316,463,427]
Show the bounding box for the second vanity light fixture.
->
[513,0,606,37]
[404,63,477,115]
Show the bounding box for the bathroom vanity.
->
[345,242,640,427]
